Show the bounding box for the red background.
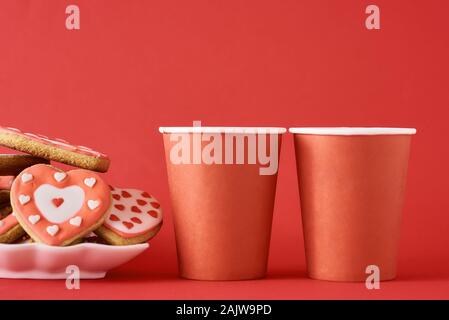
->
[0,0,448,299]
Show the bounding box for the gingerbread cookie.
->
[83,232,108,244]
[95,187,162,245]
[0,203,25,244]
[10,164,112,246]
[0,126,110,172]
[12,234,34,244]
[0,154,49,176]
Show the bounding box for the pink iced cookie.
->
[0,125,110,172]
[10,164,112,246]
[0,179,19,243]
[0,176,14,191]
[0,204,24,243]
[95,187,163,245]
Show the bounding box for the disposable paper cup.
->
[290,127,416,282]
[160,127,286,280]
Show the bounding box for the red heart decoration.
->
[131,206,142,213]
[121,190,132,198]
[122,221,134,229]
[131,217,142,224]
[148,210,158,218]
[141,192,151,198]
[109,214,120,221]
[11,164,111,246]
[52,198,64,208]
[150,202,160,209]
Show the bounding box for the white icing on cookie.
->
[21,173,33,183]
[84,178,96,188]
[105,187,162,236]
[53,172,67,182]
[34,184,85,224]
[46,225,59,236]
[5,127,20,132]
[28,215,41,225]
[69,216,82,227]
[19,195,30,205]
[87,200,100,210]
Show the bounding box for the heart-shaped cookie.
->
[94,187,163,245]
[10,164,111,246]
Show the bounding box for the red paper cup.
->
[290,127,416,282]
[160,127,286,280]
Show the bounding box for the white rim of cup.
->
[288,127,417,135]
[159,127,287,134]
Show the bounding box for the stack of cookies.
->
[0,125,162,246]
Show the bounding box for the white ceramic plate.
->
[0,242,149,279]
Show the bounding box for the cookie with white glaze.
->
[95,187,163,245]
[10,164,112,246]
